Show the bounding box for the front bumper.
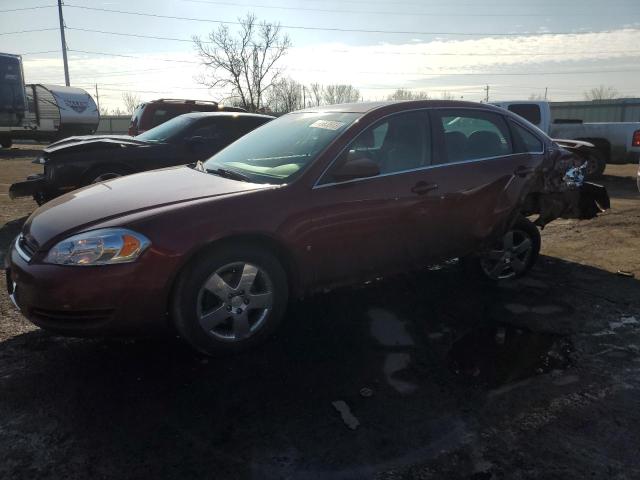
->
[9,174,46,199]
[5,238,175,337]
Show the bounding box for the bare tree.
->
[528,92,546,101]
[194,13,291,112]
[121,92,141,115]
[440,91,456,100]
[387,89,430,101]
[322,84,360,105]
[584,85,619,101]
[309,83,323,106]
[267,77,304,113]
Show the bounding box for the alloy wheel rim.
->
[196,262,274,342]
[480,228,533,280]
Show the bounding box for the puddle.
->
[448,325,573,387]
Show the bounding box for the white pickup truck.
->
[492,101,640,179]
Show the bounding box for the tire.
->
[171,243,289,356]
[0,138,12,149]
[584,151,606,180]
[465,216,541,281]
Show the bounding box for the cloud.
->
[21,28,640,108]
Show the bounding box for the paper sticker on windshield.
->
[310,120,345,131]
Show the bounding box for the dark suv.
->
[128,99,246,136]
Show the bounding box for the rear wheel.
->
[584,151,606,180]
[468,216,541,281]
[171,244,288,356]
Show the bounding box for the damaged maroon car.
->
[5,101,608,355]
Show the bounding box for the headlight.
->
[44,228,150,266]
[32,155,47,165]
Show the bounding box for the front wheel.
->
[0,137,12,149]
[467,216,541,281]
[171,244,289,356]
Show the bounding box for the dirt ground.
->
[1,143,639,479]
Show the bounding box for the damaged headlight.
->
[44,228,151,266]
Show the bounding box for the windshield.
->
[203,112,360,184]
[136,115,195,142]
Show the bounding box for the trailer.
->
[0,53,100,148]
[0,53,27,142]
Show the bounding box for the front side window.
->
[438,110,512,164]
[203,112,360,184]
[510,121,544,153]
[322,110,430,183]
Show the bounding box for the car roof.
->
[297,100,505,115]
[178,112,275,120]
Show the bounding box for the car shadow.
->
[599,171,639,200]
[0,256,639,479]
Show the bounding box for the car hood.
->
[44,135,156,154]
[22,166,273,249]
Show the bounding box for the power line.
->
[0,5,56,13]
[63,4,615,36]
[182,0,638,17]
[65,49,640,76]
[20,50,60,55]
[69,49,200,64]
[64,27,640,57]
[0,27,59,36]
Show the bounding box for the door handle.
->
[514,166,536,177]
[411,181,439,195]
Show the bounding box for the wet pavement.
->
[1,254,640,479]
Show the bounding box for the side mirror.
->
[332,156,380,182]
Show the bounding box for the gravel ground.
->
[1,144,639,479]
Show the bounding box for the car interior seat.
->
[379,123,424,173]
[466,130,504,159]
[444,131,467,163]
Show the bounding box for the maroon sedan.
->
[5,101,602,355]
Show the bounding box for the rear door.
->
[413,108,543,258]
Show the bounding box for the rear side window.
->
[510,121,544,153]
[507,104,542,126]
[151,108,171,128]
[437,110,512,164]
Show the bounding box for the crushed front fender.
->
[522,143,610,228]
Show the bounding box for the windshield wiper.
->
[206,167,252,182]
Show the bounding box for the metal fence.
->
[551,98,640,123]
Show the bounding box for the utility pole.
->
[544,87,548,100]
[57,0,70,86]
[484,84,490,103]
[95,84,100,112]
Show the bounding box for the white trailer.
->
[0,53,100,147]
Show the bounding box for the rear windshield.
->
[203,112,360,184]
[507,104,542,126]
[136,115,195,142]
[130,104,145,126]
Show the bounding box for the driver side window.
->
[322,110,430,184]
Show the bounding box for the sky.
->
[2,0,639,111]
